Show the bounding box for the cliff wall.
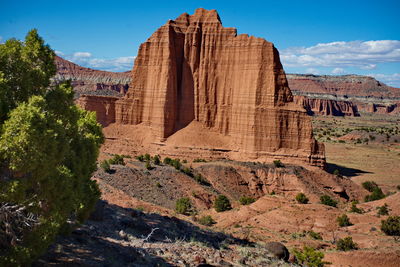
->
[77,8,325,166]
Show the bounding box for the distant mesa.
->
[64,9,326,166]
[287,74,400,115]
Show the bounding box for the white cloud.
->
[86,56,135,72]
[55,50,64,56]
[305,68,320,75]
[367,73,400,87]
[73,52,92,58]
[281,40,400,69]
[331,67,345,74]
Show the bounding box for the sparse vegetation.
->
[362,181,379,192]
[273,160,284,168]
[295,193,309,204]
[198,215,216,226]
[293,246,328,267]
[350,202,364,214]
[193,158,207,163]
[144,153,151,161]
[239,196,256,205]
[377,203,390,216]
[333,169,340,176]
[337,214,352,227]
[381,216,400,240]
[145,161,153,170]
[163,157,172,164]
[320,195,338,207]
[181,167,194,177]
[108,154,125,165]
[194,174,210,186]
[365,186,385,202]
[336,236,358,251]
[214,195,232,212]
[153,154,161,165]
[308,231,323,240]
[136,154,145,162]
[175,197,193,215]
[100,160,111,173]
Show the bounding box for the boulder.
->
[265,241,290,261]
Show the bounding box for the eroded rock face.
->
[79,8,325,166]
[54,56,131,97]
[294,95,360,116]
[288,74,400,115]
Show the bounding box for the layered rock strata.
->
[294,96,360,116]
[288,74,400,115]
[78,8,325,166]
[54,56,131,97]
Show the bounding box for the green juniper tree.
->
[0,30,104,265]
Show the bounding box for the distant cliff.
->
[54,56,131,98]
[287,74,400,115]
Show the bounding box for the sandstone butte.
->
[77,8,326,167]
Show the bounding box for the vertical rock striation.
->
[81,8,325,166]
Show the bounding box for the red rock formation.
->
[79,8,325,166]
[75,95,118,126]
[294,96,360,116]
[287,74,400,98]
[287,74,400,116]
[54,56,131,97]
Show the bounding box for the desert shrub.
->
[320,195,338,207]
[337,214,352,227]
[194,174,210,186]
[338,140,345,143]
[293,246,328,267]
[0,30,103,265]
[333,169,340,176]
[152,155,161,165]
[273,160,284,168]
[144,153,151,161]
[145,161,152,170]
[377,203,389,216]
[163,157,172,165]
[381,216,400,238]
[108,154,125,165]
[100,160,111,173]
[182,159,187,163]
[181,167,194,177]
[214,195,232,212]
[172,159,182,170]
[364,187,385,202]
[362,181,379,192]
[193,158,207,163]
[136,155,145,162]
[336,236,358,251]
[156,182,162,188]
[350,202,364,214]
[308,231,323,240]
[175,198,193,215]
[295,193,309,204]
[239,196,256,205]
[198,215,215,226]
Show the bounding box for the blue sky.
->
[1,0,399,86]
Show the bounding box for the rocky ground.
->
[35,114,400,267]
[35,200,294,266]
